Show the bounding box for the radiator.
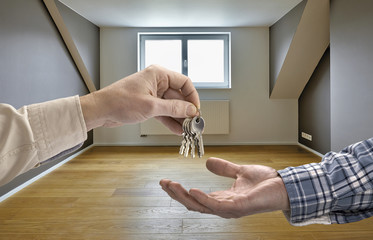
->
[140,100,229,135]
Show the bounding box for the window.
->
[138,32,231,89]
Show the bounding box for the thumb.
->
[152,98,198,118]
[206,157,241,179]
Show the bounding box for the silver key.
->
[189,127,196,158]
[184,118,192,157]
[191,116,205,158]
[180,118,191,155]
[179,132,187,155]
[179,124,186,155]
[183,118,191,157]
[196,131,204,158]
[179,115,205,158]
[187,118,196,158]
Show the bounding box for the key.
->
[189,118,197,157]
[179,123,185,155]
[180,118,191,156]
[183,118,192,157]
[182,118,188,156]
[179,132,187,155]
[191,116,205,158]
[186,117,194,158]
[179,115,204,158]
[189,129,196,158]
[196,131,204,158]
[186,117,195,158]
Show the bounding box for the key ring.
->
[197,108,202,122]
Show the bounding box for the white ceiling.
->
[58,0,302,27]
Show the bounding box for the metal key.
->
[191,116,205,158]
[179,113,205,158]
[183,118,191,157]
[180,118,191,155]
[186,117,194,157]
[179,123,186,155]
[186,118,196,158]
[179,132,187,155]
[189,131,196,158]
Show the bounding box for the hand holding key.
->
[80,65,200,133]
[179,115,205,158]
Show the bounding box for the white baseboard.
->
[0,144,94,203]
[298,143,324,158]
[93,141,299,147]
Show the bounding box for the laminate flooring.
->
[1,145,372,239]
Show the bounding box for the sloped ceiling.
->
[270,0,330,99]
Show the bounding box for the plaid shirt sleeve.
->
[278,138,373,226]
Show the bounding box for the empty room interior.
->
[1,0,373,239]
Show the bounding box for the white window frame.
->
[138,32,231,89]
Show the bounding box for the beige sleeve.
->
[0,96,87,186]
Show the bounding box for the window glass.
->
[138,32,231,89]
[145,40,182,73]
[187,40,225,83]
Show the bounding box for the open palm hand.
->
[160,157,289,218]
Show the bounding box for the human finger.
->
[155,116,183,135]
[159,179,178,199]
[162,88,185,101]
[189,188,240,217]
[161,88,199,119]
[157,67,200,109]
[189,188,227,211]
[206,157,241,179]
[151,98,198,118]
[168,182,213,213]
[160,180,212,214]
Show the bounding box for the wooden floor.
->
[1,145,373,240]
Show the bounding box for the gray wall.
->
[330,0,373,151]
[299,48,330,154]
[0,0,99,196]
[270,0,331,153]
[269,0,307,94]
[296,0,373,154]
[56,0,100,89]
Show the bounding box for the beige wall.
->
[95,27,298,145]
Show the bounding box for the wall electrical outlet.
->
[301,132,312,141]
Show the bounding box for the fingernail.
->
[186,105,197,116]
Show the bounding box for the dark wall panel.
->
[299,48,330,154]
[330,0,373,151]
[0,0,88,107]
[0,0,99,196]
[56,0,100,90]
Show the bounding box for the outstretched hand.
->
[80,65,200,134]
[160,157,290,218]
